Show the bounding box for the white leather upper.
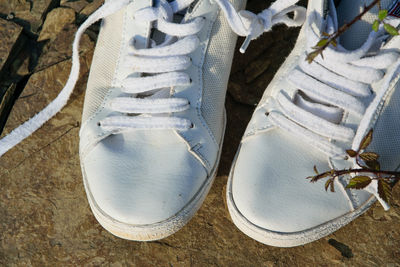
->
[232,129,351,232]
[80,0,223,173]
[230,0,400,233]
[83,130,207,224]
[80,0,237,225]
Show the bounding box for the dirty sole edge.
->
[226,145,376,248]
[80,113,226,241]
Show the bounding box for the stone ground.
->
[0,0,400,266]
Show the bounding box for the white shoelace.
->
[0,0,306,157]
[268,15,400,159]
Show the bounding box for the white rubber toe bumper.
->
[81,130,214,241]
[227,130,376,247]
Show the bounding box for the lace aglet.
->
[377,196,391,211]
[240,36,252,53]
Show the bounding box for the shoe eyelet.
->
[97,122,101,127]
[190,123,195,129]
[189,78,193,84]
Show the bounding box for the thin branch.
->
[307,0,381,62]
[309,168,400,182]
[332,169,400,178]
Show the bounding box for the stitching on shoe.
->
[193,1,219,146]
[81,7,130,129]
[367,76,400,131]
[178,1,220,171]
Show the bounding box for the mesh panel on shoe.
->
[336,0,393,50]
[368,81,400,171]
[82,8,125,123]
[201,0,246,142]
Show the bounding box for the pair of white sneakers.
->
[1,0,400,247]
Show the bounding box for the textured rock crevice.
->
[0,0,100,135]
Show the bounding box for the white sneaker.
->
[0,0,305,240]
[227,0,400,247]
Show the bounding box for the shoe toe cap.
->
[230,130,353,233]
[82,130,208,225]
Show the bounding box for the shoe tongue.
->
[150,0,189,45]
[142,0,191,101]
[336,0,395,50]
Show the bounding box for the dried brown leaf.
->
[359,152,379,162]
[330,179,335,192]
[365,160,380,171]
[306,50,320,63]
[378,180,392,204]
[314,165,319,175]
[346,149,358,158]
[307,175,316,181]
[308,170,333,182]
[360,129,373,150]
[325,179,332,191]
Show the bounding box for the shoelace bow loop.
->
[216,0,306,53]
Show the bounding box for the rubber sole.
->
[80,113,226,241]
[82,165,218,241]
[226,148,377,247]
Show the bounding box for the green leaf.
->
[378,180,392,205]
[346,176,372,189]
[372,20,380,32]
[316,38,329,47]
[360,130,373,150]
[379,10,388,21]
[365,160,380,171]
[384,23,399,36]
[346,149,358,158]
[359,152,379,161]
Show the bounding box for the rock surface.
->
[0,0,400,266]
[38,7,76,41]
[0,18,22,75]
[0,0,57,34]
